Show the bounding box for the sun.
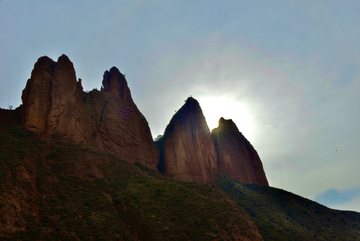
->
[198,96,255,139]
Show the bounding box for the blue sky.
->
[1,0,360,211]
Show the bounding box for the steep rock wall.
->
[20,55,158,169]
[95,67,159,169]
[21,55,84,142]
[156,97,218,183]
[157,99,269,185]
[212,118,269,186]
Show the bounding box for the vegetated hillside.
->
[215,174,360,241]
[0,121,263,241]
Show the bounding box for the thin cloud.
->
[315,187,360,206]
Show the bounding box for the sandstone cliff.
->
[212,118,269,186]
[93,67,159,169]
[157,99,268,186]
[20,54,267,184]
[20,55,159,169]
[21,55,83,141]
[156,97,218,183]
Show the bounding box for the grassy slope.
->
[215,174,360,241]
[0,123,260,241]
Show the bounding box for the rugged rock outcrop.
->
[102,67,131,100]
[21,55,84,141]
[20,54,267,183]
[212,118,269,186]
[156,99,268,185]
[93,67,159,169]
[21,56,54,134]
[156,97,218,183]
[20,55,159,169]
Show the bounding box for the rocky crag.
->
[20,54,267,184]
[156,97,218,183]
[212,118,269,186]
[21,55,159,169]
[156,98,269,186]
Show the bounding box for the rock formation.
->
[21,55,84,141]
[102,67,131,100]
[20,55,159,169]
[212,118,269,186]
[93,67,159,169]
[21,56,57,133]
[156,97,218,183]
[157,99,269,186]
[20,54,268,184]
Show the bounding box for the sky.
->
[1,0,360,212]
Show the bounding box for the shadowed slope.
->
[0,122,263,240]
[216,174,360,241]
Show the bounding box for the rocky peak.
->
[20,54,159,169]
[21,54,81,137]
[19,54,268,184]
[218,117,238,131]
[93,67,159,169]
[156,97,218,183]
[164,97,210,136]
[181,96,202,113]
[212,118,269,186]
[101,67,131,100]
[157,104,269,185]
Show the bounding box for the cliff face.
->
[21,55,83,141]
[156,97,218,183]
[212,118,269,186]
[94,67,159,169]
[20,55,159,169]
[157,100,268,186]
[20,54,267,184]
[102,67,131,100]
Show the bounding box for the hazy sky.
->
[1,1,360,212]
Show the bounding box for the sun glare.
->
[198,96,254,139]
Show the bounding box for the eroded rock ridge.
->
[156,97,218,183]
[212,118,269,186]
[20,54,268,184]
[21,55,159,169]
[156,98,269,185]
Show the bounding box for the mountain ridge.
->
[20,55,159,169]
[19,54,268,185]
[156,97,269,185]
[3,54,359,240]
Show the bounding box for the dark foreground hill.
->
[215,174,360,241]
[0,120,263,240]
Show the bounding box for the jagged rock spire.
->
[212,118,269,186]
[20,55,159,169]
[156,97,218,183]
[21,54,82,140]
[101,67,132,100]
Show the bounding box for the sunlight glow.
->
[198,96,255,139]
